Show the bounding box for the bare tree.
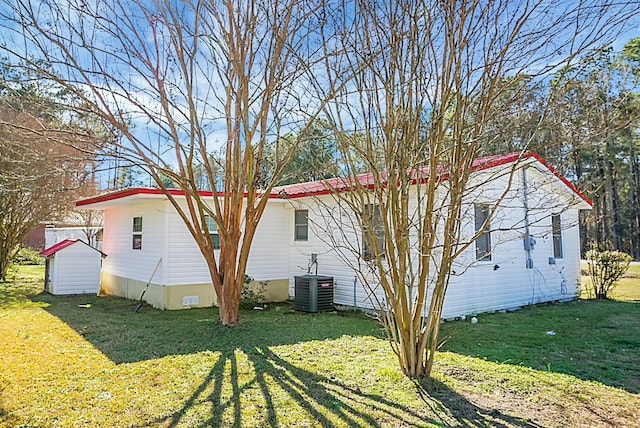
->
[0,101,100,280]
[0,0,346,324]
[309,1,638,378]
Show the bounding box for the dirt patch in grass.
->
[433,358,640,428]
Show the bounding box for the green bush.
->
[11,247,45,266]
[585,248,632,299]
[240,274,268,309]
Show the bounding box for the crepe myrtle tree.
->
[0,0,351,325]
[0,92,102,280]
[310,0,638,378]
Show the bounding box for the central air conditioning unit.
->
[294,275,334,312]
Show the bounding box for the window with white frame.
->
[474,204,491,261]
[132,216,143,250]
[204,215,221,250]
[362,204,385,260]
[294,210,308,241]
[552,214,563,259]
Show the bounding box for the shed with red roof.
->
[40,239,106,295]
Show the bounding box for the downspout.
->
[353,276,357,311]
[522,165,534,269]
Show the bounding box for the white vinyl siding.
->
[165,201,291,286]
[102,201,166,284]
[47,242,102,295]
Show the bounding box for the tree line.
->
[479,42,640,257]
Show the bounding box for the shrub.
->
[585,248,632,299]
[240,274,268,309]
[11,247,45,266]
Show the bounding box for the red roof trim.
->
[39,239,107,258]
[275,151,592,206]
[76,187,280,207]
[76,152,592,208]
[529,153,593,207]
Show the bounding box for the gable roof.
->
[76,152,592,209]
[40,239,107,258]
[275,152,592,206]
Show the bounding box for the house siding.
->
[287,161,585,318]
[102,200,167,285]
[165,200,291,286]
[84,155,588,315]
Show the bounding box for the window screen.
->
[474,204,491,261]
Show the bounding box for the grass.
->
[1,265,639,427]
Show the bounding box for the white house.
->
[40,239,106,295]
[76,152,591,316]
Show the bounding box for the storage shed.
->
[40,239,106,295]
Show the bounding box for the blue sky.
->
[0,0,639,190]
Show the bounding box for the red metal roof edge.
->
[39,239,107,258]
[529,152,593,207]
[276,151,592,207]
[75,152,592,208]
[39,238,79,257]
[76,187,282,207]
[277,152,524,198]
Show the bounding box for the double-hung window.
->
[294,210,308,241]
[552,214,563,259]
[204,215,221,250]
[474,204,491,261]
[362,204,385,260]
[132,216,143,250]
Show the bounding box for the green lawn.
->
[1,265,639,427]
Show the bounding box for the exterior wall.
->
[100,272,167,308]
[286,194,389,310]
[94,158,587,314]
[100,272,288,310]
[102,200,167,286]
[45,227,103,251]
[101,198,290,309]
[48,243,102,295]
[165,200,291,286]
[288,161,586,319]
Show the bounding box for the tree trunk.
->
[605,153,621,251]
[0,247,10,281]
[219,281,240,326]
[629,143,640,259]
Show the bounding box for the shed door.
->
[45,258,54,293]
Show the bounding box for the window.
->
[362,204,385,260]
[474,204,491,261]
[552,214,563,259]
[294,210,308,241]
[132,216,142,250]
[204,215,221,250]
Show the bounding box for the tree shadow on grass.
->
[416,378,543,428]
[29,292,548,426]
[152,346,541,428]
[32,292,383,364]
